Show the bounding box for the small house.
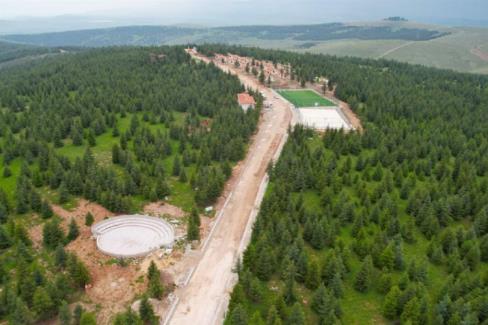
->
[237,92,256,112]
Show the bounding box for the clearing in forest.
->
[278,89,336,107]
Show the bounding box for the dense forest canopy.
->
[0,46,259,212]
[196,45,488,324]
[0,41,56,66]
[0,46,259,323]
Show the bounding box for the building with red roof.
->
[237,92,256,112]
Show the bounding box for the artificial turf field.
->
[277,89,336,107]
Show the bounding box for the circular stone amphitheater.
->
[91,215,174,258]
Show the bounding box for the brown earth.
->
[29,199,190,324]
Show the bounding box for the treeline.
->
[0,41,54,64]
[0,205,92,323]
[204,45,488,324]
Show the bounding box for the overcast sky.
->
[0,0,487,26]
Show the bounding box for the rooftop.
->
[237,92,256,105]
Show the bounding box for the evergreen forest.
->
[196,45,488,325]
[0,46,259,323]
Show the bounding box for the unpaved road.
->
[377,41,414,59]
[165,50,294,324]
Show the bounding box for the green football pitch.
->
[277,89,335,107]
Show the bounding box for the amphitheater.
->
[91,215,175,258]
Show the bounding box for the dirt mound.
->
[144,201,185,218]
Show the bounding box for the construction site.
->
[26,49,359,324]
[211,50,361,132]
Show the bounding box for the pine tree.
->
[0,227,12,249]
[0,203,7,224]
[283,273,296,305]
[179,168,187,183]
[465,243,481,270]
[378,273,392,294]
[139,296,158,324]
[40,201,53,219]
[67,254,91,288]
[55,244,67,268]
[380,243,395,270]
[58,300,72,325]
[79,312,97,325]
[230,304,248,325]
[266,305,281,325]
[147,261,160,280]
[58,183,70,204]
[2,167,12,178]
[85,212,94,226]
[311,284,339,322]
[112,144,121,164]
[354,255,373,292]
[249,311,265,325]
[382,285,401,319]
[43,220,65,249]
[32,286,54,320]
[187,213,200,241]
[72,126,83,146]
[9,298,33,325]
[330,273,344,298]
[114,307,143,325]
[87,130,96,147]
[172,156,181,176]
[305,260,320,290]
[288,303,305,325]
[401,297,420,325]
[67,218,80,242]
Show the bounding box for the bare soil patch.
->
[29,199,191,324]
[144,201,185,218]
[471,47,488,62]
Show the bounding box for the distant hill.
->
[215,23,446,41]
[0,41,70,70]
[1,21,487,74]
[0,41,50,63]
[1,22,448,47]
[384,17,408,22]
[1,26,199,47]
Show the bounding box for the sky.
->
[0,0,487,30]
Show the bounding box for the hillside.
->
[195,45,488,325]
[1,21,487,74]
[0,19,488,73]
[0,41,60,69]
[0,46,259,323]
[1,22,447,47]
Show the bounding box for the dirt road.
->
[377,41,414,59]
[164,51,294,324]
